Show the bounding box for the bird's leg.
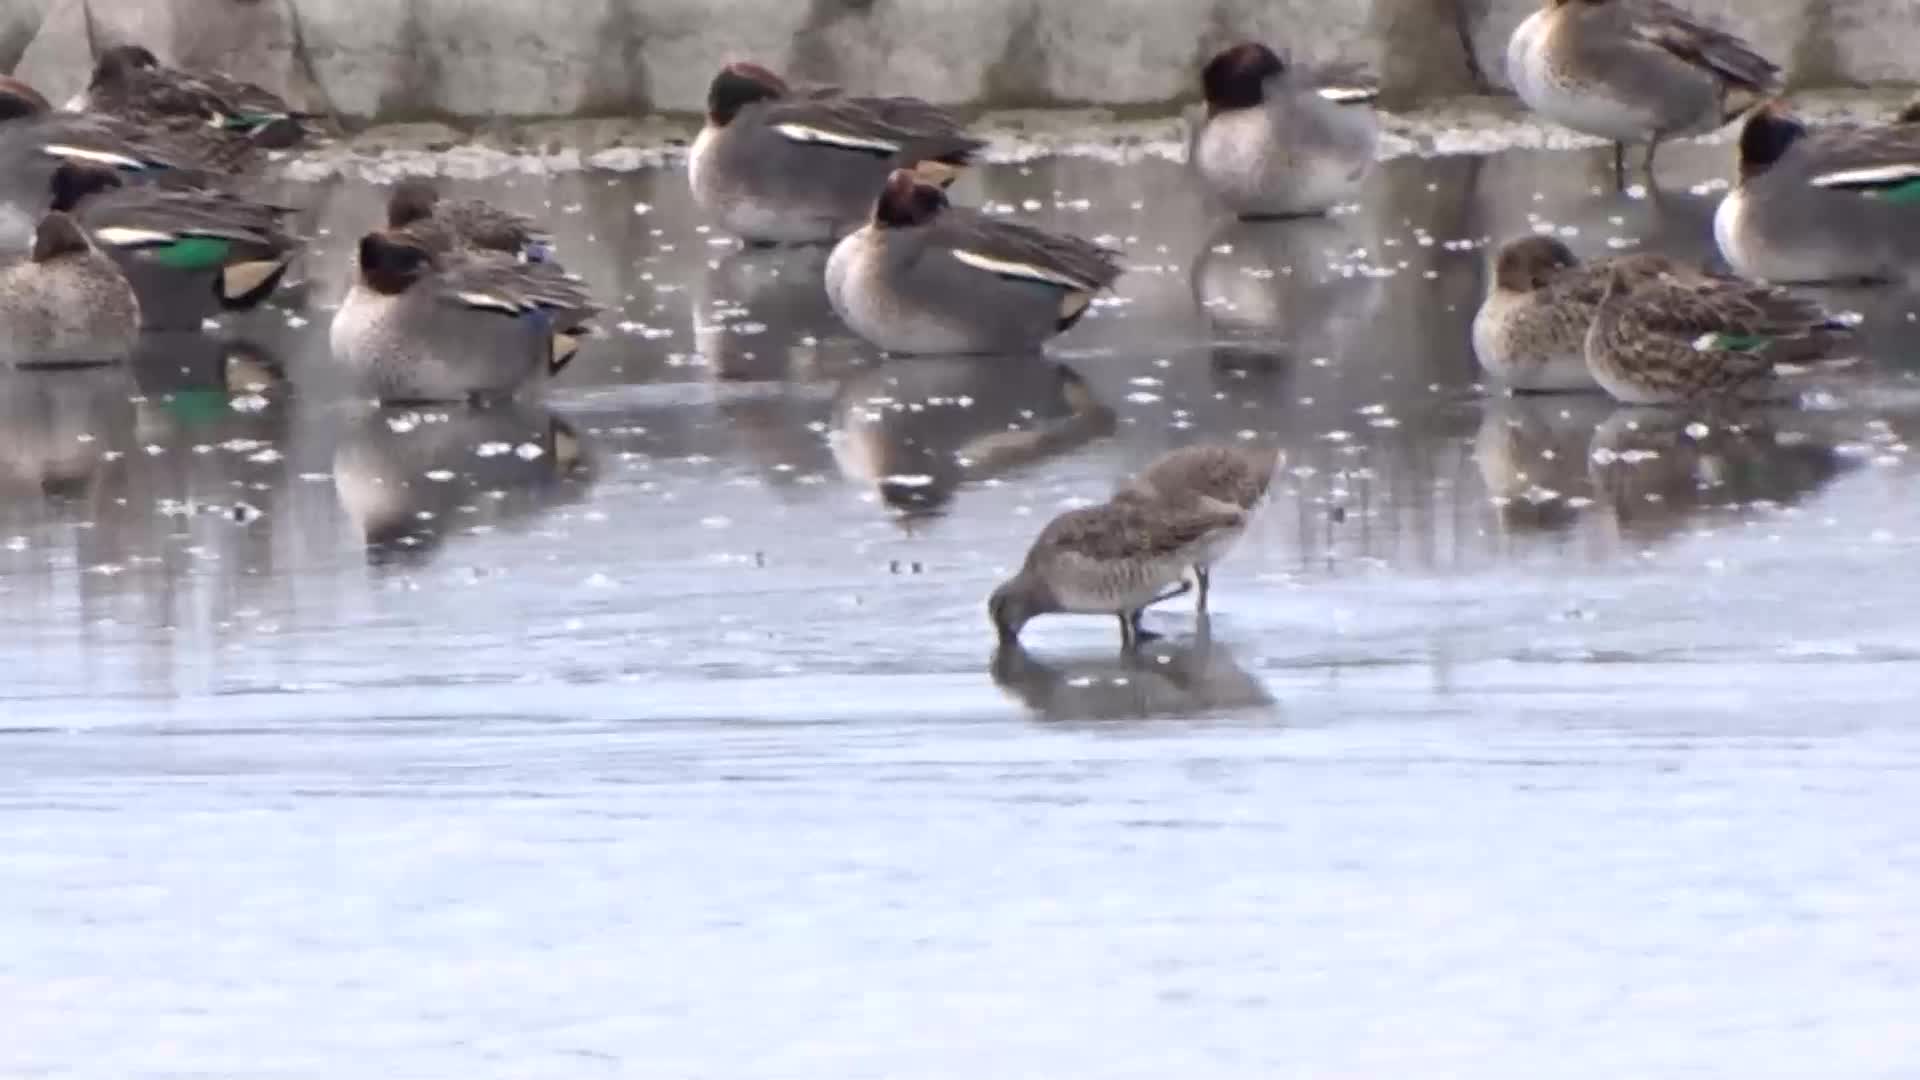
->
[1641,139,1661,179]
[1194,566,1211,614]
[1120,608,1161,649]
[1148,580,1193,606]
[1611,142,1627,190]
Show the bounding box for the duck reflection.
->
[1588,406,1854,544]
[1473,394,1614,535]
[128,332,287,445]
[692,245,862,382]
[1189,214,1386,373]
[332,403,595,565]
[990,621,1274,722]
[0,363,137,505]
[829,355,1116,518]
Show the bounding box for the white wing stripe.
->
[42,144,149,170]
[1317,86,1377,104]
[455,291,528,314]
[951,248,1089,289]
[93,227,175,247]
[1811,163,1920,188]
[772,122,901,154]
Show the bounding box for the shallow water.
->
[6,136,1920,1077]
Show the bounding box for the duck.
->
[1188,42,1380,218]
[1900,98,1920,125]
[1583,261,1855,404]
[77,44,314,171]
[1506,0,1779,181]
[329,231,599,404]
[386,176,553,263]
[1473,235,1718,392]
[0,212,142,364]
[988,495,1247,649]
[826,169,1122,355]
[0,75,209,252]
[45,160,300,329]
[1118,444,1279,612]
[689,61,984,245]
[1714,105,1920,285]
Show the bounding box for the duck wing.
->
[1036,499,1246,565]
[1802,123,1920,197]
[1630,0,1780,93]
[760,95,984,165]
[932,209,1123,294]
[433,254,599,329]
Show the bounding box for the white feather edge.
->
[771,122,901,154]
[1810,163,1920,189]
[1317,86,1378,104]
[41,144,149,170]
[951,248,1090,290]
[92,226,177,247]
[454,291,529,314]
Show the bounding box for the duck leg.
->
[1641,139,1662,179]
[1611,142,1627,190]
[1118,608,1162,649]
[1193,566,1212,613]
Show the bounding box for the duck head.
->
[1201,42,1285,116]
[988,573,1056,643]
[706,62,788,126]
[47,160,126,213]
[1736,103,1806,182]
[1898,98,1920,125]
[1492,235,1580,293]
[31,212,93,263]
[0,76,51,121]
[873,169,948,229]
[90,43,161,91]
[357,232,435,296]
[387,177,441,229]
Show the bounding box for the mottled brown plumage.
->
[1119,444,1277,611]
[1584,265,1854,404]
[988,496,1246,648]
[388,177,552,262]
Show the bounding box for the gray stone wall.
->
[3,0,1915,124]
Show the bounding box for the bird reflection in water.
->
[829,354,1116,520]
[1588,406,1855,545]
[0,363,137,506]
[1473,393,1616,537]
[693,244,862,383]
[332,403,596,565]
[990,617,1274,723]
[1189,213,1386,376]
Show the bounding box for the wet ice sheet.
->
[4,135,1920,1076]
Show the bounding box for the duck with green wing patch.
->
[1583,263,1855,405]
[329,232,600,404]
[387,177,554,263]
[48,161,300,329]
[78,45,317,172]
[1716,104,1920,284]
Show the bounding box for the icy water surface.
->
[6,137,1920,1077]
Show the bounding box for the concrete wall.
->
[3,0,1915,123]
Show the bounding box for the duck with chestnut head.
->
[0,212,142,365]
[689,61,984,245]
[1506,0,1779,184]
[1473,235,1721,392]
[1715,103,1920,285]
[825,169,1122,355]
[329,232,600,404]
[46,160,300,329]
[1189,41,1379,218]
